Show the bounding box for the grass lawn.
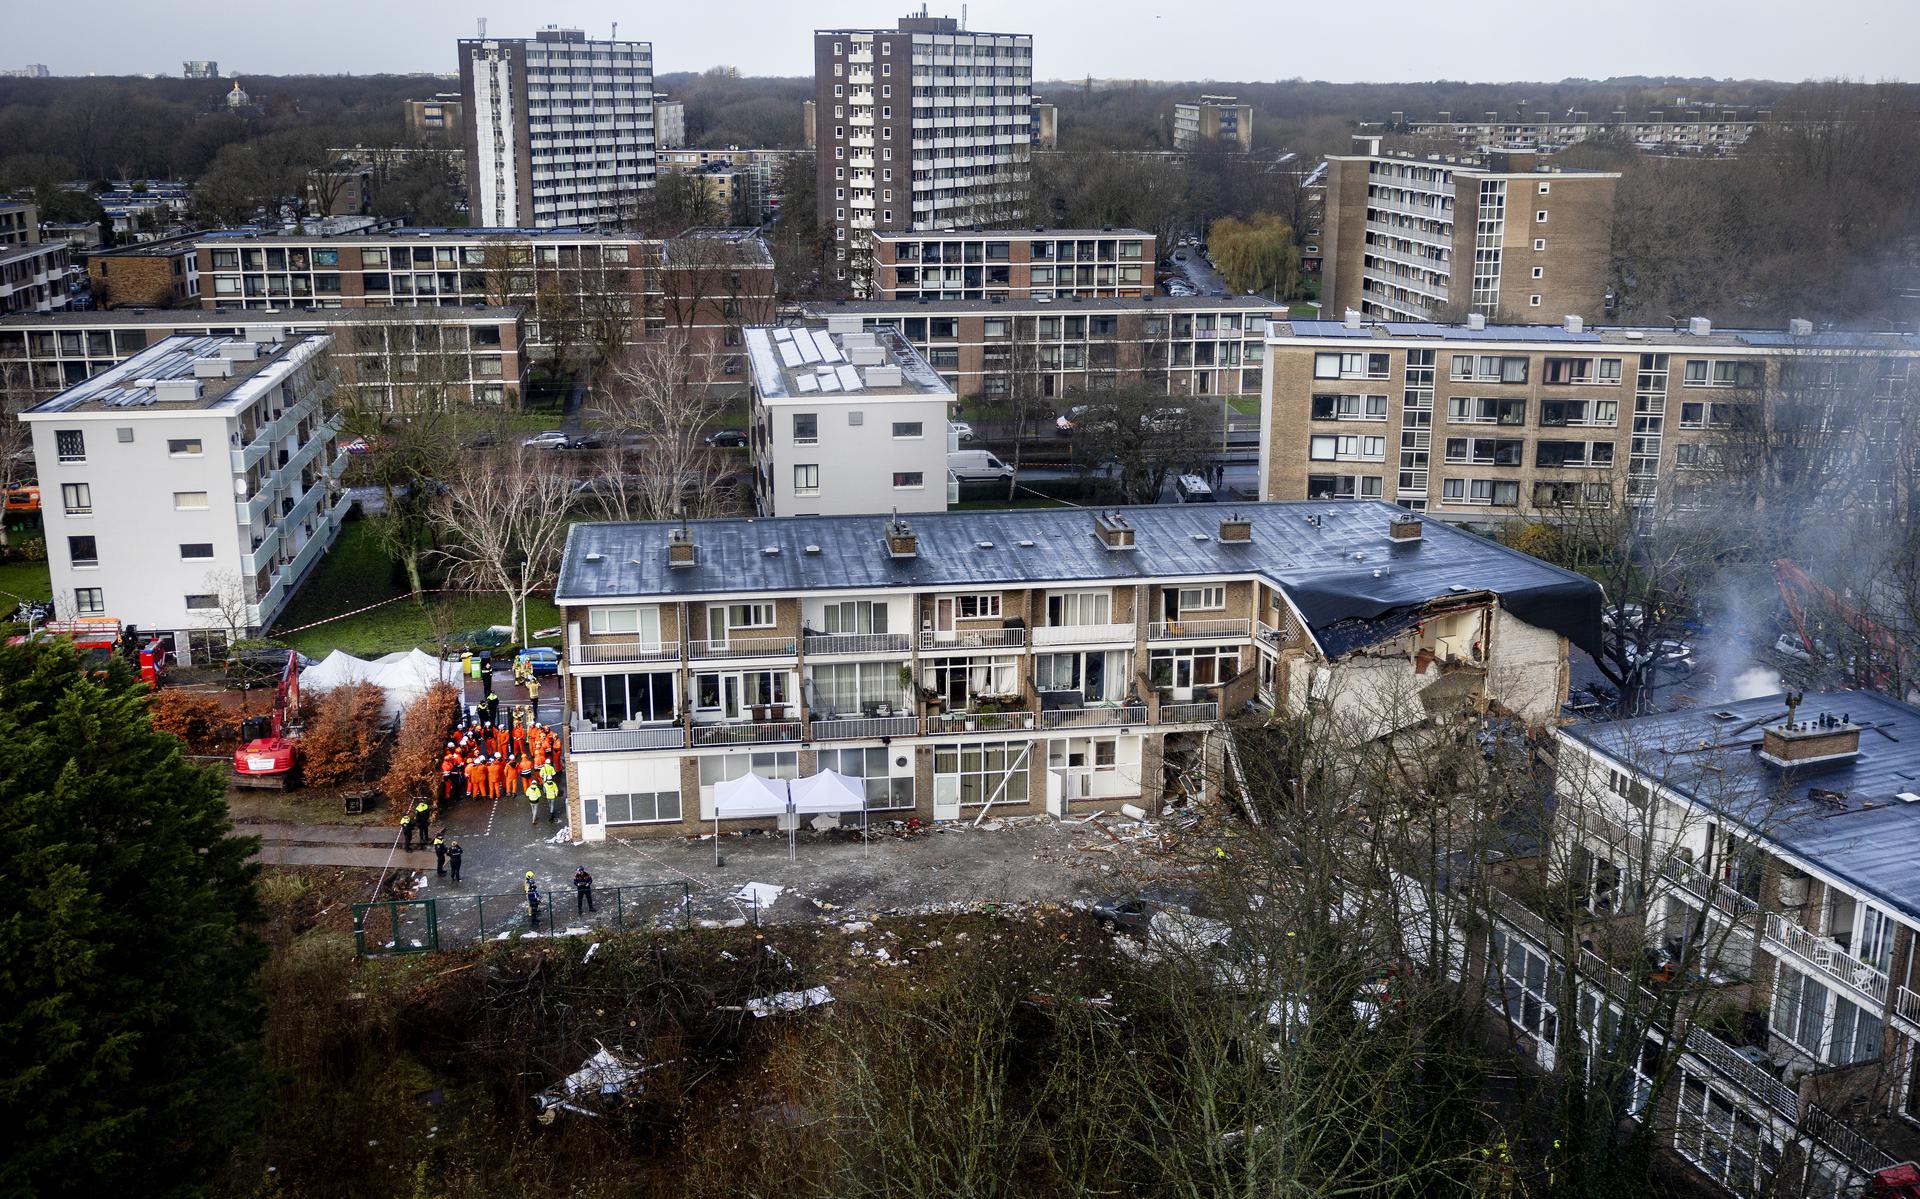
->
[271,520,562,659]
[0,555,52,607]
[1226,395,1262,417]
[1287,302,1322,319]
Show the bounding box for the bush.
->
[380,682,460,808]
[146,688,237,753]
[299,682,388,788]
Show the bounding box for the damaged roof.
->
[558,500,1602,658]
[1564,691,1920,924]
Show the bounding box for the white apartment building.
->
[458,27,656,229]
[814,14,1033,287]
[746,320,954,517]
[21,333,347,662]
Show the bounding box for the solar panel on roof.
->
[774,327,794,341]
[796,335,823,365]
[794,374,819,392]
[817,369,841,392]
[812,330,843,362]
[836,365,863,392]
[778,341,804,368]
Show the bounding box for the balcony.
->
[809,714,920,741]
[1684,1026,1798,1122]
[928,709,1036,734]
[690,720,803,747]
[1896,986,1920,1037]
[688,635,798,660]
[1032,622,1135,648]
[1256,620,1286,646]
[1157,700,1221,724]
[1659,856,1760,920]
[1762,912,1889,1004]
[570,723,685,752]
[1148,618,1251,642]
[571,640,678,666]
[919,627,1026,651]
[803,631,911,656]
[1039,703,1146,730]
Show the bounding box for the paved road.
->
[1170,247,1229,298]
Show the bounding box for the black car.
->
[706,430,749,448]
[1092,884,1203,933]
[565,433,608,451]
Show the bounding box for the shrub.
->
[299,682,388,787]
[380,682,460,808]
[147,688,238,753]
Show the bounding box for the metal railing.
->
[1659,856,1760,920]
[572,640,678,665]
[1896,985,1920,1034]
[570,724,685,752]
[1032,622,1136,648]
[919,627,1026,650]
[688,636,798,660]
[1803,1103,1900,1176]
[1157,700,1221,724]
[1684,1026,1798,1121]
[690,720,802,747]
[1762,912,1889,1004]
[1039,703,1146,730]
[1256,620,1286,646]
[808,714,920,740]
[803,631,912,656]
[421,882,693,950]
[927,709,1036,734]
[1148,618,1251,641]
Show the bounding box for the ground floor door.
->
[933,776,960,821]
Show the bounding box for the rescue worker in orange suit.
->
[465,757,486,801]
[441,745,459,803]
[487,755,507,801]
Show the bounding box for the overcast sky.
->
[11,0,1915,82]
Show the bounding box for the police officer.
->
[543,774,560,822]
[413,800,431,845]
[523,870,541,926]
[447,839,463,883]
[485,689,500,726]
[401,811,416,852]
[572,866,594,914]
[433,831,448,876]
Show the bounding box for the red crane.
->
[233,651,302,789]
[1772,559,1915,693]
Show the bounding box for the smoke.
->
[1730,667,1782,700]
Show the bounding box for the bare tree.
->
[589,330,732,521]
[430,442,577,643]
[0,353,39,548]
[1068,388,1213,505]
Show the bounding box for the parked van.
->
[1175,474,1214,503]
[948,450,1013,483]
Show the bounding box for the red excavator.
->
[1773,560,1916,695]
[233,650,302,789]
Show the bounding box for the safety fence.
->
[353,881,692,955]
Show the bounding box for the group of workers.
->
[436,708,566,818]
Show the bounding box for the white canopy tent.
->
[295,648,460,718]
[792,768,873,852]
[712,773,790,865]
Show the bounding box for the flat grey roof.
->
[558,500,1601,658]
[1565,691,1920,924]
[24,333,320,414]
[1277,319,1920,353]
[745,323,950,401]
[809,296,1287,317]
[0,306,523,329]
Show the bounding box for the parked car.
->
[522,430,569,450]
[948,449,1013,483]
[515,647,561,677]
[565,432,607,451]
[706,430,749,448]
[1773,632,1826,662]
[1092,884,1202,933]
[948,420,975,442]
[1175,474,1215,503]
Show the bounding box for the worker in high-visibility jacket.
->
[526,779,542,825]
[542,775,560,822]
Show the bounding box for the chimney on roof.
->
[1093,511,1137,551]
[1217,513,1253,543]
[1467,313,1487,331]
[1562,314,1584,334]
[1389,515,1423,543]
[885,511,918,559]
[1788,317,1813,336]
[1758,700,1862,769]
[1688,316,1712,337]
[666,522,697,569]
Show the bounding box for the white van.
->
[948,449,1013,483]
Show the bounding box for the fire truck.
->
[233,650,302,789]
[32,618,169,688]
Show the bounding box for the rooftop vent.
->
[762,545,780,556]
[1687,316,1712,337]
[155,378,203,403]
[827,314,863,335]
[1466,313,1487,331]
[1389,515,1423,543]
[1897,792,1920,804]
[1218,513,1253,543]
[863,364,903,387]
[1788,317,1813,336]
[885,511,918,559]
[584,552,604,562]
[218,341,260,361]
[192,356,234,379]
[804,544,821,555]
[666,524,697,569]
[244,327,279,344]
[1757,699,1862,769]
[1094,511,1137,551]
[1342,308,1362,329]
[1562,314,1584,333]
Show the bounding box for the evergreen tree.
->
[0,642,265,1198]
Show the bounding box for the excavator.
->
[1772,560,1916,696]
[233,650,302,789]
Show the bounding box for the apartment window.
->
[1173,585,1225,611]
[1047,591,1112,627]
[1450,354,1529,383]
[184,594,219,610]
[955,594,1000,619]
[891,421,923,438]
[1310,393,1389,421]
[1446,396,1527,425]
[579,671,675,727]
[74,587,105,615]
[1313,351,1390,380]
[835,168,845,180]
[1531,267,1544,279]
[172,491,209,510]
[179,543,215,560]
[1598,358,1622,382]
[1535,210,1548,223]
[1487,928,1559,1049]
[167,438,203,457]
[1529,295,1542,307]
[61,482,92,515]
[832,41,842,54]
[1533,238,1546,251]
[588,606,661,640]
[892,472,924,488]
[603,790,682,824]
[67,535,98,566]
[54,429,85,462]
[792,413,818,443]
[1538,181,1551,194]
[793,464,820,494]
[815,745,912,809]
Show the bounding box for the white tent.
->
[713,772,790,818]
[299,649,377,692]
[296,648,456,718]
[789,769,864,814]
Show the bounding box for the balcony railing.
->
[804,631,911,656]
[570,724,685,752]
[809,715,920,741]
[1898,985,1920,1035]
[1659,857,1760,920]
[571,640,678,666]
[927,709,1036,734]
[1149,618,1252,641]
[1157,700,1221,724]
[1039,703,1146,730]
[1256,620,1286,646]
[1032,622,1135,648]
[1684,1026,1798,1121]
[1762,912,1889,1004]
[690,720,803,747]
[920,627,1026,650]
[688,635,798,660]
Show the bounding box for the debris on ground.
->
[734,985,834,1018]
[532,1045,645,1121]
[734,881,784,907]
